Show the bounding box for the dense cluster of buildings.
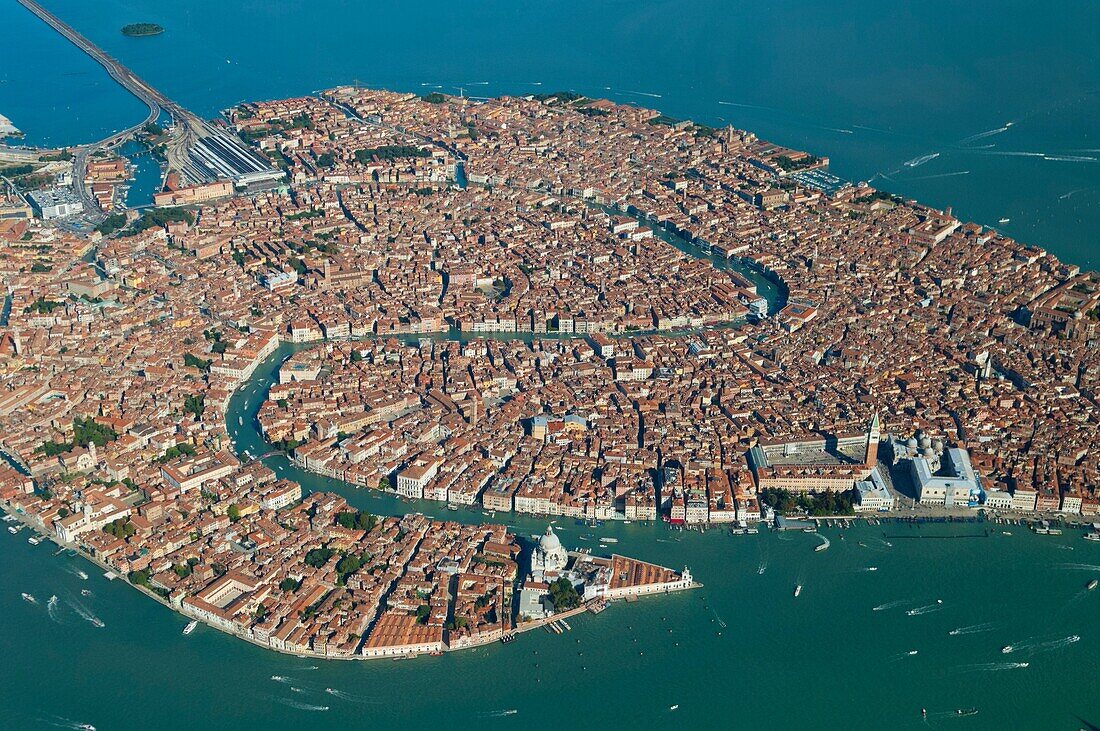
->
[1,86,1099,654]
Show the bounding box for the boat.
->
[1002,531,1012,536]
[908,650,918,656]
[1001,645,1014,654]
[1085,533,1100,542]
[794,585,802,597]
[91,618,105,628]
[601,537,619,543]
[956,708,978,717]
[998,217,1010,224]
[21,592,36,604]
[28,535,41,545]
[81,589,92,597]
[7,525,19,534]
[669,705,679,711]
[77,570,89,580]
[1088,579,1098,591]
[183,620,198,635]
[866,567,878,572]
[75,725,96,731]
[238,417,243,425]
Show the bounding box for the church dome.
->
[539,525,562,554]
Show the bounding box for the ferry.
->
[1088,579,1098,591]
[21,592,36,604]
[793,585,802,597]
[183,620,198,635]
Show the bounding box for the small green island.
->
[121,23,164,37]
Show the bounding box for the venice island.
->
[2,85,1100,661]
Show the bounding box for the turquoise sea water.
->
[2,2,1100,728]
[1,0,1098,266]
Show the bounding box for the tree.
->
[416,604,431,624]
[548,577,581,611]
[279,577,300,592]
[183,353,212,372]
[183,394,205,420]
[227,504,241,522]
[304,547,335,568]
[350,349,363,363]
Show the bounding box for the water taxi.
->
[183,620,198,635]
[77,570,89,580]
[28,535,41,545]
[21,592,36,604]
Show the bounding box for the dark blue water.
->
[1,0,1098,265]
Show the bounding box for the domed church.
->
[531,525,569,577]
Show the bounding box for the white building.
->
[27,188,84,220]
[912,447,982,507]
[854,468,895,512]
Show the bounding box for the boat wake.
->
[757,559,768,575]
[271,675,292,684]
[718,100,777,112]
[1042,154,1097,163]
[953,661,1029,673]
[1028,635,1081,654]
[908,170,971,181]
[1053,563,1100,571]
[274,697,329,712]
[66,597,103,628]
[615,89,662,99]
[959,122,1012,144]
[47,595,64,624]
[872,599,911,612]
[904,152,940,168]
[948,622,995,636]
[39,714,97,731]
[906,603,942,616]
[324,687,379,704]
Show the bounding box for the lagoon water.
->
[2,1,1100,728]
